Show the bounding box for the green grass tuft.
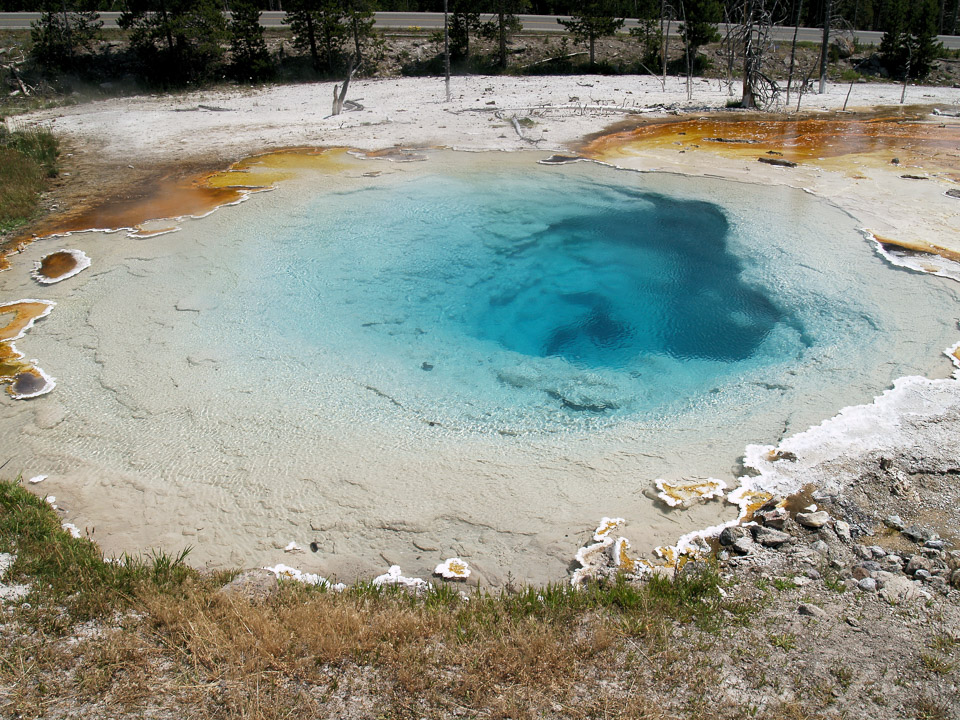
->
[0,125,59,233]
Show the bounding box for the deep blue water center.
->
[469,188,785,366]
[251,163,819,428]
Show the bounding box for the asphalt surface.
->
[1,11,958,49]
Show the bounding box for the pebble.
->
[752,526,793,548]
[902,525,932,543]
[869,545,886,558]
[853,545,873,560]
[906,555,933,575]
[796,510,831,529]
[834,520,851,542]
[884,514,906,530]
[858,577,878,592]
[719,526,749,546]
[798,603,827,618]
[733,537,758,555]
[812,540,830,555]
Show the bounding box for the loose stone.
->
[905,555,933,575]
[812,540,830,555]
[834,520,852,542]
[752,526,793,548]
[858,577,878,592]
[796,510,831,529]
[733,537,758,555]
[798,603,827,618]
[884,514,906,530]
[719,526,749,546]
[902,525,932,543]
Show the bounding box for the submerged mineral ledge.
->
[0,299,56,399]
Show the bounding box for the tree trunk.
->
[305,13,319,70]
[818,0,831,94]
[742,1,755,108]
[786,0,802,107]
[498,9,506,69]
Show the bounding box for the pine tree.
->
[119,0,227,86]
[880,0,942,78]
[679,0,721,58]
[628,0,663,69]
[449,0,481,63]
[558,0,626,66]
[284,0,347,73]
[479,0,526,70]
[30,0,102,73]
[907,0,942,78]
[229,0,272,82]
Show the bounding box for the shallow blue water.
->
[197,156,954,433]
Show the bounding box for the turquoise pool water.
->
[3,150,958,582]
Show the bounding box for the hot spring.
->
[2,149,958,585]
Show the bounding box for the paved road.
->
[2,11,958,49]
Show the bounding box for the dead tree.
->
[331,54,356,115]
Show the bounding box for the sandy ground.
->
[3,75,960,585]
[12,74,960,254]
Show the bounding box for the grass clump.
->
[0,476,196,622]
[0,125,59,233]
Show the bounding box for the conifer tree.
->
[284,0,348,73]
[479,0,526,69]
[119,0,227,86]
[679,0,721,58]
[558,0,626,66]
[30,0,102,73]
[449,0,481,62]
[880,0,942,78]
[229,0,272,81]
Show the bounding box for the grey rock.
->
[884,514,906,531]
[881,555,904,571]
[903,525,932,543]
[861,561,882,572]
[798,603,827,618]
[880,575,932,604]
[875,571,895,589]
[853,545,873,560]
[719,525,750,546]
[924,539,946,551]
[869,545,887,558]
[915,569,932,581]
[796,511,831,529]
[927,576,948,591]
[758,510,787,530]
[752,526,793,548]
[906,555,933,576]
[811,540,831,555]
[733,537,758,555]
[858,577,878,592]
[834,520,852,543]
